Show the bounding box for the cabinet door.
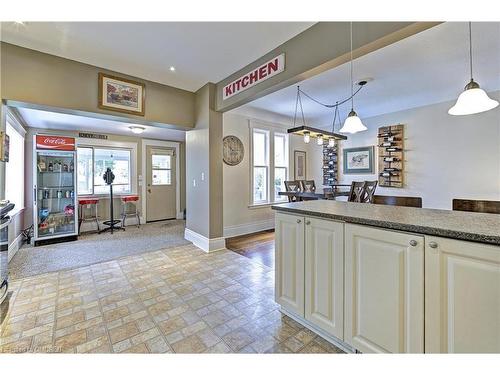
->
[345,224,424,353]
[275,213,305,317]
[305,218,344,339]
[425,236,500,353]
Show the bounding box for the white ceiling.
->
[17,107,186,141]
[0,22,314,92]
[240,22,500,126]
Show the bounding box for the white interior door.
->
[146,146,176,222]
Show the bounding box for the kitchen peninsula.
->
[272,200,500,353]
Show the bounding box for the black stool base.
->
[98,220,124,234]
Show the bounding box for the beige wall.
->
[222,108,322,237]
[24,127,186,232]
[1,42,195,129]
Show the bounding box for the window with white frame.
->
[251,124,288,205]
[5,119,25,209]
[77,146,132,195]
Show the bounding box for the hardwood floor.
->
[226,230,275,268]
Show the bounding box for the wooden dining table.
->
[278,185,351,201]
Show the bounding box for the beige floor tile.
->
[171,334,207,353]
[3,244,345,355]
[54,329,88,351]
[109,321,140,344]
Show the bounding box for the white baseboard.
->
[8,233,24,262]
[223,219,275,238]
[176,211,184,220]
[280,307,356,354]
[184,228,226,253]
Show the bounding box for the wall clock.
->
[223,135,244,166]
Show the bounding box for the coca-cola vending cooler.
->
[33,135,78,245]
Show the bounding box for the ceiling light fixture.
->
[169,66,176,72]
[340,22,367,134]
[129,126,145,134]
[303,131,311,144]
[449,22,499,116]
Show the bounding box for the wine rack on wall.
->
[378,124,404,188]
[322,141,338,186]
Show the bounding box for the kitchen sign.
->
[223,53,285,100]
[36,135,76,151]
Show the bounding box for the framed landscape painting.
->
[98,73,145,116]
[294,150,307,180]
[343,146,374,174]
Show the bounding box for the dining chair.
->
[284,180,302,202]
[300,180,316,193]
[361,180,378,203]
[452,199,500,214]
[373,195,423,208]
[347,181,366,203]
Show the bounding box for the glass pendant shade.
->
[303,131,310,144]
[328,137,335,148]
[316,134,324,145]
[448,80,499,115]
[339,110,367,134]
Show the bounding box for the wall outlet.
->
[201,172,205,181]
[193,179,196,187]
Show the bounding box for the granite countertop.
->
[272,200,500,246]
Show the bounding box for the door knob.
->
[305,220,311,225]
[296,219,302,224]
[409,240,418,247]
[148,189,151,193]
[428,241,438,249]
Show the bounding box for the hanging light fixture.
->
[340,22,367,134]
[316,134,324,145]
[449,22,499,116]
[303,131,311,143]
[328,137,335,148]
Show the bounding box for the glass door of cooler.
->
[35,150,77,239]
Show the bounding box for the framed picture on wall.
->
[343,146,374,174]
[98,73,146,116]
[294,150,307,180]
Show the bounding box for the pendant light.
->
[340,22,367,134]
[448,22,499,116]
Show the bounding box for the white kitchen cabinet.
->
[275,212,305,317]
[344,224,424,353]
[305,217,344,339]
[425,236,500,353]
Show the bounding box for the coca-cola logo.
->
[43,138,68,145]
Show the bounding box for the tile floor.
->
[0,244,344,354]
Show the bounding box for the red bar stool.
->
[121,195,140,227]
[78,197,100,234]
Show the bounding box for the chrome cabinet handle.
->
[305,220,311,225]
[429,241,438,249]
[409,240,418,247]
[296,219,302,224]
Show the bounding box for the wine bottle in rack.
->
[383,167,400,172]
[385,147,401,152]
[383,156,398,162]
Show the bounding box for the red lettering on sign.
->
[249,70,258,84]
[267,58,279,74]
[258,66,267,80]
[222,54,284,100]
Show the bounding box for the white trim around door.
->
[141,139,182,221]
